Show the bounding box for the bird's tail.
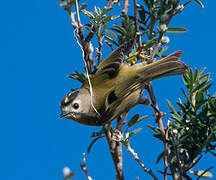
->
[134,51,188,83]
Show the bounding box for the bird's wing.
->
[94,39,134,79]
[103,51,187,122]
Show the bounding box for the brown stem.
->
[133,0,142,48]
[126,142,158,180]
[145,83,179,180]
[74,0,92,73]
[104,123,124,180]
[75,0,84,43]
[97,35,103,64]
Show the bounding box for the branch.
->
[125,141,158,180]
[80,153,93,180]
[145,83,179,180]
[104,123,125,180]
[75,0,84,42]
[74,0,92,73]
[133,0,142,48]
[96,35,103,64]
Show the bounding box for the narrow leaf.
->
[82,9,94,19]
[101,7,113,16]
[167,27,187,33]
[104,29,116,39]
[128,115,149,128]
[127,114,139,128]
[128,128,142,139]
[113,24,127,35]
[147,124,160,134]
[156,151,165,164]
[167,99,176,113]
[104,35,118,46]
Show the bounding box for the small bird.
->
[59,40,187,126]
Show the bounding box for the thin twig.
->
[96,35,103,64]
[133,0,142,48]
[125,142,158,180]
[80,153,93,180]
[75,0,84,43]
[74,0,92,72]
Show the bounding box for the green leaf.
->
[94,6,99,17]
[192,81,209,93]
[111,15,120,21]
[147,124,160,134]
[138,5,146,22]
[200,73,210,82]
[194,0,204,8]
[82,9,95,19]
[128,128,142,139]
[167,27,187,33]
[210,151,216,157]
[101,7,113,16]
[197,67,206,77]
[104,29,116,39]
[182,73,190,87]
[156,151,165,164]
[112,24,127,35]
[127,114,139,128]
[68,70,86,83]
[193,68,199,82]
[181,88,194,108]
[201,83,212,93]
[167,99,176,113]
[104,35,118,46]
[127,114,149,128]
[183,0,193,7]
[102,16,112,24]
[176,102,185,113]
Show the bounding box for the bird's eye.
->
[73,103,79,109]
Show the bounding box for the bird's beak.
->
[59,111,73,119]
[59,111,67,119]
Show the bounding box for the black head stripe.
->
[61,90,79,107]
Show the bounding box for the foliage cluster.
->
[59,0,215,179]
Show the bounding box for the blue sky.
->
[1,0,216,179]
